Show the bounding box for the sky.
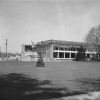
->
[0,0,100,53]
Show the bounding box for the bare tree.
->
[85,25,100,54]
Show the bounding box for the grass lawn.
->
[0,61,100,100]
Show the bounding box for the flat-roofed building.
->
[33,39,96,61]
[21,44,38,61]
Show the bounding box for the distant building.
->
[21,44,38,61]
[21,39,96,61]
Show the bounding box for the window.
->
[53,52,58,58]
[59,47,64,51]
[76,48,79,51]
[70,47,75,51]
[71,53,75,58]
[65,48,68,51]
[74,48,77,51]
[92,54,95,58]
[72,48,76,51]
[65,53,70,58]
[68,48,71,51]
[87,54,90,58]
[53,46,58,50]
[70,47,73,51]
[59,52,64,58]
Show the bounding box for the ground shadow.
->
[0,73,85,100]
[70,78,100,92]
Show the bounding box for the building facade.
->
[21,44,38,61]
[32,39,96,61]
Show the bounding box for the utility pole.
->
[0,47,2,57]
[0,47,1,53]
[5,39,8,60]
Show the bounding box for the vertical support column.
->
[21,44,24,57]
[75,53,77,58]
[64,52,65,59]
[70,53,71,59]
[85,51,87,58]
[50,44,53,61]
[90,53,92,59]
[45,43,47,60]
[58,52,59,58]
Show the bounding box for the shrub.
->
[36,52,45,67]
[91,53,100,61]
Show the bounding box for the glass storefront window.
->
[59,52,64,58]
[65,53,70,58]
[71,53,76,58]
[53,52,58,58]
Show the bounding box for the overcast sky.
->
[0,0,100,53]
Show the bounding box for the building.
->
[21,39,97,61]
[21,44,38,61]
[32,39,96,61]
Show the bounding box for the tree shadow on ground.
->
[0,73,85,100]
[70,78,100,92]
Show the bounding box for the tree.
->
[75,45,86,61]
[85,25,100,60]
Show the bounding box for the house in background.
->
[21,39,96,61]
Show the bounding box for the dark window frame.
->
[65,53,70,58]
[59,52,64,58]
[53,52,58,58]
